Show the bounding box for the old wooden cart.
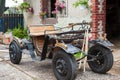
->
[9,21,113,80]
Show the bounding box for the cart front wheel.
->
[9,40,22,64]
[52,50,77,80]
[87,45,113,74]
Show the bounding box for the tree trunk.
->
[0,0,8,17]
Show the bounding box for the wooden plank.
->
[29,25,54,32]
[32,36,44,55]
[29,25,57,36]
[29,31,60,36]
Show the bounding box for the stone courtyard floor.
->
[0,39,120,80]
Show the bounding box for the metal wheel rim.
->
[9,44,16,60]
[92,50,104,68]
[55,58,68,76]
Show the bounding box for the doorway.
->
[106,0,120,39]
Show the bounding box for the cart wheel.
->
[52,50,77,80]
[87,45,113,74]
[9,40,22,64]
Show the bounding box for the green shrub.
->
[19,2,30,12]
[12,27,28,39]
[73,0,89,8]
[6,23,29,39]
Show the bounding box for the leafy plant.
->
[13,28,28,39]
[73,0,89,9]
[52,10,57,17]
[39,11,46,16]
[39,11,47,19]
[19,2,31,12]
[55,1,66,12]
[7,23,29,39]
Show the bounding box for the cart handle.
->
[44,20,91,35]
[68,21,91,28]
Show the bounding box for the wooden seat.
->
[28,25,55,36]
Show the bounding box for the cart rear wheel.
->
[9,40,22,64]
[52,50,77,80]
[87,45,113,74]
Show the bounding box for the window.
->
[42,0,56,18]
[42,0,68,18]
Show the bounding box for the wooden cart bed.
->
[28,25,57,55]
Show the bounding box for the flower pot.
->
[40,15,47,20]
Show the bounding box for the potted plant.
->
[55,1,66,14]
[52,10,57,18]
[39,11,47,20]
[73,0,89,10]
[19,2,33,13]
[19,2,34,27]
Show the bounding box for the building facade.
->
[24,0,120,39]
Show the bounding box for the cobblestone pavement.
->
[0,42,120,80]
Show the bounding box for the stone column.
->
[91,0,106,39]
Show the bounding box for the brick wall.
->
[91,0,106,39]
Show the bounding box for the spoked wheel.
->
[9,40,22,64]
[87,45,113,74]
[52,50,77,80]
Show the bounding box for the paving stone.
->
[0,62,33,80]
[0,58,3,61]
[0,42,120,80]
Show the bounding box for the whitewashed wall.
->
[55,0,91,28]
[25,0,91,27]
[24,0,41,26]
